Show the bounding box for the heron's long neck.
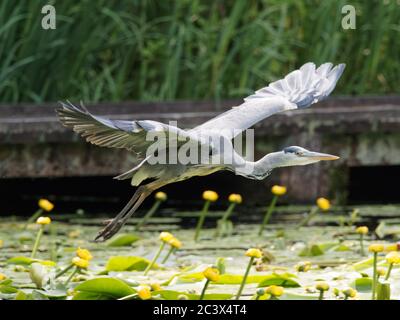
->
[233,152,284,179]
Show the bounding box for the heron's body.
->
[57,62,345,240]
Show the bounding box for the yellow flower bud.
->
[159,232,174,243]
[342,288,357,298]
[72,257,89,269]
[0,240,3,247]
[0,273,7,281]
[295,261,312,272]
[202,190,219,202]
[155,192,167,202]
[316,197,331,211]
[36,216,51,225]
[271,185,287,196]
[315,281,330,291]
[76,247,93,261]
[228,193,242,204]
[168,237,182,249]
[137,286,152,300]
[265,285,284,297]
[356,226,368,235]
[368,243,384,253]
[150,283,162,291]
[384,243,399,252]
[203,267,220,282]
[386,251,400,265]
[245,248,262,259]
[377,268,386,277]
[38,199,54,212]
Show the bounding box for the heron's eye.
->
[295,151,303,156]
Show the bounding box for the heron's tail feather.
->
[113,156,150,181]
[244,62,345,108]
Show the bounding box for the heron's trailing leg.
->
[94,186,153,241]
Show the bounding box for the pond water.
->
[0,205,399,300]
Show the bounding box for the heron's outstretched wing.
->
[57,102,196,155]
[193,62,345,139]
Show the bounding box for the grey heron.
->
[57,62,345,241]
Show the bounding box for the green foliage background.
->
[1,0,399,103]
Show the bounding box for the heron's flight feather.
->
[194,62,345,139]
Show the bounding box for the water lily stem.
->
[161,247,175,264]
[216,203,236,237]
[385,263,393,281]
[144,242,165,275]
[359,234,365,256]
[55,263,74,279]
[235,257,255,300]
[25,209,43,229]
[372,252,378,300]
[64,267,78,285]
[318,290,324,300]
[258,196,277,236]
[298,207,318,227]
[199,279,210,300]
[194,201,210,241]
[135,200,161,231]
[30,226,44,259]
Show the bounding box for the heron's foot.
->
[94,219,124,242]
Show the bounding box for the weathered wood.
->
[1,96,400,203]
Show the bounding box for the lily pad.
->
[73,277,136,299]
[105,256,158,272]
[105,234,140,247]
[7,256,56,266]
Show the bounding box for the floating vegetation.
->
[1,191,400,301]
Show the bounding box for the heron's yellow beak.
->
[305,151,340,161]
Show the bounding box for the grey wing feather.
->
[57,101,207,156]
[194,62,345,139]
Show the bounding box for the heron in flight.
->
[57,62,345,241]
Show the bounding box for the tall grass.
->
[0,0,399,104]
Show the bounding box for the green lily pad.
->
[73,277,136,300]
[7,256,56,266]
[105,256,158,272]
[105,234,140,247]
[257,273,301,288]
[351,277,372,292]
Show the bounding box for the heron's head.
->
[278,146,339,167]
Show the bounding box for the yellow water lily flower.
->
[377,268,386,277]
[245,248,262,259]
[315,281,330,291]
[228,194,242,204]
[384,243,399,252]
[155,191,167,202]
[368,243,384,253]
[202,190,219,202]
[342,288,357,298]
[386,251,400,264]
[203,267,220,282]
[271,185,287,196]
[150,283,162,291]
[316,197,331,211]
[38,199,54,212]
[356,226,368,235]
[72,257,89,269]
[0,240,3,247]
[76,247,93,261]
[168,237,182,249]
[265,285,284,297]
[0,273,7,281]
[36,216,51,225]
[295,261,312,272]
[137,286,152,300]
[159,232,174,243]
